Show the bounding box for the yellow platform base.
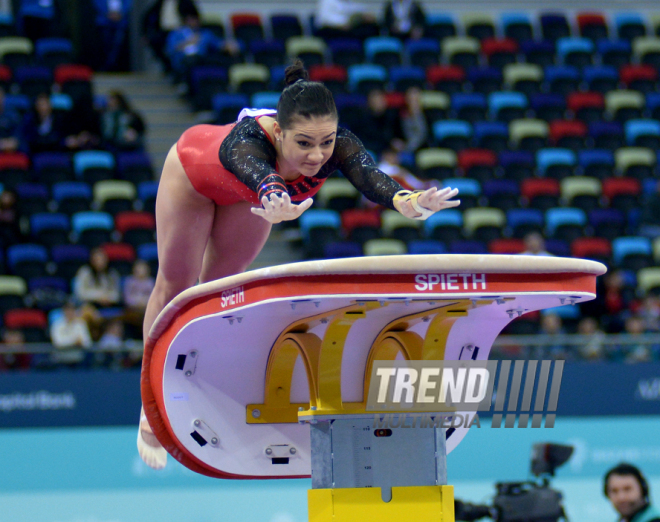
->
[309,485,454,522]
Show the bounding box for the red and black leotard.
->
[176,115,404,209]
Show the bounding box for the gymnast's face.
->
[275,115,338,178]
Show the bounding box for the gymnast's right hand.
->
[251,193,314,224]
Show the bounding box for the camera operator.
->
[604,463,660,522]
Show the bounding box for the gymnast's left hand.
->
[251,193,314,224]
[394,187,460,220]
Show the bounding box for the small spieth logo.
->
[414,273,487,291]
[367,360,564,429]
[220,286,245,308]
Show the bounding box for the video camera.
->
[455,443,574,522]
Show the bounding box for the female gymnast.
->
[138,60,460,468]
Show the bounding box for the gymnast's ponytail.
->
[277,60,337,130]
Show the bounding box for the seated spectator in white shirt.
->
[50,301,93,349]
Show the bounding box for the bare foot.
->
[137,406,168,469]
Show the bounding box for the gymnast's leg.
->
[198,201,272,283]
[138,144,216,469]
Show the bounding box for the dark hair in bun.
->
[277,59,337,130]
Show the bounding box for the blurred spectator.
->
[383,0,425,40]
[164,11,222,84]
[102,91,146,150]
[640,180,660,238]
[0,329,30,371]
[0,190,22,245]
[0,87,23,153]
[539,313,572,360]
[378,148,436,191]
[577,317,606,360]
[92,0,132,71]
[623,316,653,363]
[64,94,101,151]
[50,301,92,349]
[122,259,155,339]
[17,0,66,42]
[396,87,428,153]
[73,247,121,308]
[352,89,402,155]
[315,0,375,40]
[521,231,551,256]
[142,0,200,73]
[21,92,67,154]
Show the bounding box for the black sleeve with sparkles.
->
[218,118,289,201]
[327,127,403,210]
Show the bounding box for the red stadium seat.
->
[549,119,588,149]
[571,237,612,261]
[488,238,525,254]
[4,308,48,329]
[427,65,465,93]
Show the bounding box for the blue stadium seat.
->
[530,93,566,122]
[501,13,533,42]
[32,152,73,184]
[213,93,249,123]
[347,64,387,95]
[482,179,520,211]
[389,66,425,91]
[545,207,587,242]
[15,182,49,214]
[30,212,70,248]
[251,91,280,110]
[583,65,619,94]
[597,39,632,69]
[540,13,571,42]
[488,91,528,122]
[506,208,544,238]
[625,119,660,148]
[73,150,115,184]
[499,150,535,181]
[52,181,92,215]
[423,209,462,243]
[4,93,30,112]
[520,40,555,67]
[71,211,114,248]
[578,149,614,179]
[364,37,403,67]
[588,208,626,241]
[449,239,487,254]
[612,236,653,270]
[588,121,624,150]
[557,37,595,68]
[432,120,472,150]
[50,93,73,112]
[451,93,487,123]
[250,40,286,68]
[467,67,502,95]
[405,39,440,69]
[116,151,153,184]
[137,181,158,214]
[6,244,49,279]
[544,65,580,95]
[473,121,508,152]
[323,241,362,259]
[328,39,364,68]
[51,244,89,280]
[407,240,447,255]
[536,148,576,179]
[424,13,456,41]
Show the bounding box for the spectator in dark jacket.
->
[142,0,200,73]
[22,92,66,153]
[383,0,425,39]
